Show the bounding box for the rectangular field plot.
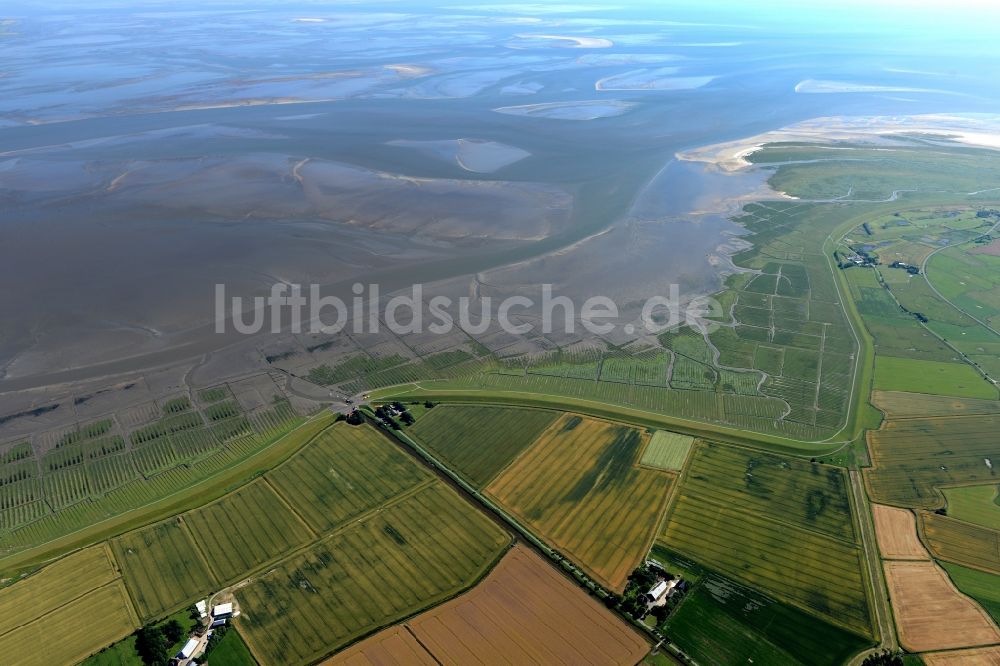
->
[871,390,1000,419]
[921,512,1000,575]
[639,431,694,471]
[267,424,429,534]
[408,405,559,486]
[0,579,137,666]
[184,480,314,584]
[865,415,1000,507]
[112,518,219,620]
[873,356,998,399]
[330,546,649,666]
[235,483,509,666]
[661,469,871,635]
[0,544,120,631]
[486,414,672,591]
[681,442,855,540]
[665,572,871,666]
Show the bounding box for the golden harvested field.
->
[871,390,1000,419]
[921,512,1000,574]
[486,415,672,591]
[872,504,928,560]
[325,627,438,666]
[325,546,649,666]
[865,415,1000,507]
[923,646,1000,665]
[884,560,1000,652]
[0,544,139,666]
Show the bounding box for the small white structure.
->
[177,638,199,660]
[195,600,208,619]
[212,602,233,618]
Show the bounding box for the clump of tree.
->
[861,650,905,666]
[133,619,186,666]
[204,625,229,658]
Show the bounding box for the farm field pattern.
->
[486,414,673,591]
[327,547,649,666]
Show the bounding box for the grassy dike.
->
[0,411,336,578]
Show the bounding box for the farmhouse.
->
[643,578,679,608]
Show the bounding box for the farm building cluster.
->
[169,601,237,666]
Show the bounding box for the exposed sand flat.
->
[677,114,1000,172]
[511,33,613,48]
[795,79,968,96]
[383,63,431,78]
[596,70,714,92]
[387,138,530,173]
[494,100,636,120]
[923,646,1000,665]
[884,560,1000,652]
[872,504,929,560]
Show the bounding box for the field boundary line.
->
[259,476,320,541]
[177,516,222,590]
[403,625,444,666]
[651,439,699,543]
[0,577,133,639]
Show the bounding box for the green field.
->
[873,356,997,399]
[205,628,257,666]
[235,482,509,665]
[639,431,694,471]
[266,424,430,534]
[660,443,870,635]
[407,405,559,486]
[941,561,1000,625]
[0,410,335,578]
[665,570,871,666]
[943,484,1000,530]
[680,442,855,540]
[81,608,198,666]
[112,518,218,620]
[184,479,315,584]
[0,397,311,568]
[866,414,1000,507]
[0,545,138,666]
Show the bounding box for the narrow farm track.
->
[847,469,898,665]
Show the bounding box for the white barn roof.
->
[178,638,199,659]
[213,602,233,616]
[648,580,668,598]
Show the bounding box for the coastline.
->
[677,113,1000,172]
